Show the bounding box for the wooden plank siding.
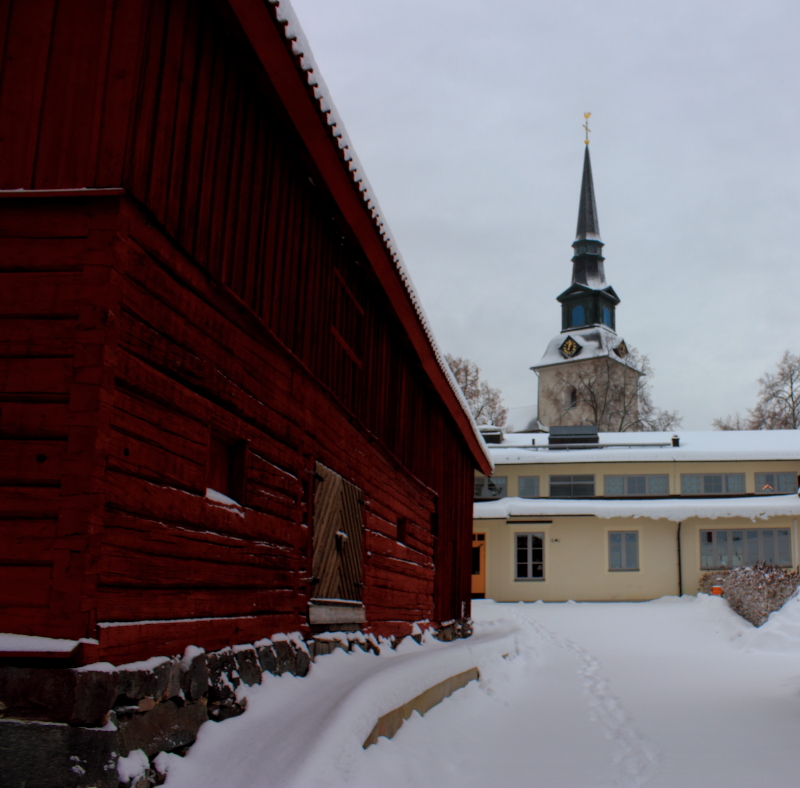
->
[0,0,484,662]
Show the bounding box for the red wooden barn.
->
[0,0,491,665]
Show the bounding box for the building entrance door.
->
[309,462,365,629]
[471,533,486,598]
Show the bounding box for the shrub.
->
[699,563,800,626]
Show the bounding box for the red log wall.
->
[0,0,477,662]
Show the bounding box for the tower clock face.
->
[614,340,628,358]
[560,336,581,358]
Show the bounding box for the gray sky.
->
[290,0,800,430]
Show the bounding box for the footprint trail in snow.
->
[515,608,660,788]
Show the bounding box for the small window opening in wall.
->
[208,434,247,504]
[564,386,578,410]
[397,517,408,544]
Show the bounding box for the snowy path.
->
[162,596,800,787]
[513,607,660,786]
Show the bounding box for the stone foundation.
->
[0,623,471,788]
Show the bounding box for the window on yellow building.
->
[474,475,507,500]
[700,529,792,569]
[755,472,797,494]
[681,474,744,495]
[515,533,544,580]
[609,531,639,571]
[550,475,595,498]
[605,475,668,496]
[518,476,540,498]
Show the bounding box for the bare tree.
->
[542,348,681,432]
[638,397,683,433]
[712,413,751,431]
[446,355,508,428]
[714,351,800,430]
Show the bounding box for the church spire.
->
[570,143,606,287]
[575,145,601,243]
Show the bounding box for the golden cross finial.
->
[583,112,592,145]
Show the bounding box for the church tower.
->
[533,135,641,430]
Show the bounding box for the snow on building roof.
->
[486,430,800,464]
[533,325,636,370]
[474,493,800,523]
[270,1,491,467]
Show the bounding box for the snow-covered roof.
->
[533,325,636,370]
[486,430,800,465]
[475,493,800,523]
[269,1,490,467]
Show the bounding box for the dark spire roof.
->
[569,144,607,289]
[575,145,602,243]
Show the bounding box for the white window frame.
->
[608,531,639,571]
[515,532,544,581]
[604,475,669,497]
[680,473,745,495]
[700,528,793,569]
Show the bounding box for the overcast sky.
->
[290,0,800,431]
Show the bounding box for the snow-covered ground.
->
[161,596,800,788]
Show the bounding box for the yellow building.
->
[472,429,800,601]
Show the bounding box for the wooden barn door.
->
[312,463,364,608]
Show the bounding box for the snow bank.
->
[475,493,800,522]
[163,628,517,788]
[737,590,800,652]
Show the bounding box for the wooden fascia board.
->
[223,0,491,475]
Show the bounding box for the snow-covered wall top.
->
[474,494,800,523]
[269,1,490,467]
[489,430,800,464]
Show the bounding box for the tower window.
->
[570,305,585,327]
[602,307,612,327]
[564,386,578,410]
